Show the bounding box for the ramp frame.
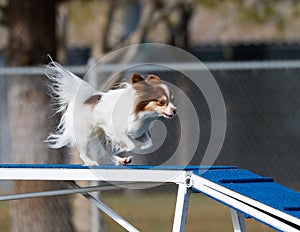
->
[0,164,299,232]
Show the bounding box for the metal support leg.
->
[172,183,191,232]
[91,181,102,232]
[69,182,140,232]
[230,209,246,232]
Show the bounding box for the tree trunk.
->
[8,0,73,231]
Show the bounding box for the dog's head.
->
[131,74,177,119]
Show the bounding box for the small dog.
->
[45,62,177,165]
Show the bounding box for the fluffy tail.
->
[45,61,95,112]
[45,61,96,148]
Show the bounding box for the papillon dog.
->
[45,62,177,165]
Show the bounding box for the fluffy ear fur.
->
[131,74,144,84]
[146,75,162,84]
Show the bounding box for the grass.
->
[100,191,275,232]
[0,191,275,231]
[0,202,10,231]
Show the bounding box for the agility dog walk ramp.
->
[0,164,299,232]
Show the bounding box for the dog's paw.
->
[114,156,133,166]
[121,156,133,165]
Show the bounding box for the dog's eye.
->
[157,100,168,106]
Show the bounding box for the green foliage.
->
[195,0,224,8]
[194,0,298,31]
[239,1,277,23]
[68,1,97,28]
[292,1,300,17]
[238,1,286,31]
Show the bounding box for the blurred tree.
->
[101,0,193,53]
[0,5,8,25]
[97,0,194,92]
[8,0,74,231]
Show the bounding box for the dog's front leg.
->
[134,132,153,154]
[111,136,135,165]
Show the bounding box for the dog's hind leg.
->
[80,152,99,166]
[79,147,99,166]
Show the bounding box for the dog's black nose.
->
[172,108,177,115]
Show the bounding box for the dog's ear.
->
[146,75,162,84]
[131,73,144,84]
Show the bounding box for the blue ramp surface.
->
[194,168,300,219]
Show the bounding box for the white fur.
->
[45,62,166,165]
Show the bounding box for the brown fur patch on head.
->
[132,74,170,115]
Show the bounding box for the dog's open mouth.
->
[163,112,174,118]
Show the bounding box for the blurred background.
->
[0,0,299,231]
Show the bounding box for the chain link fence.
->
[0,61,299,231]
